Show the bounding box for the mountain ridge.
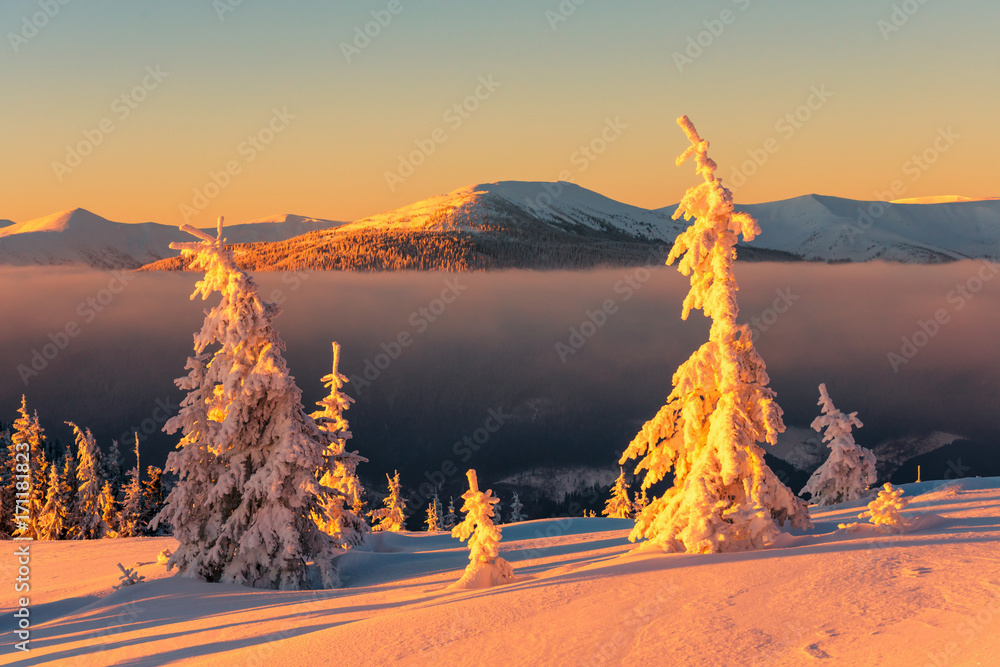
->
[6,183,1000,270]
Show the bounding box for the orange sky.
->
[2,1,998,225]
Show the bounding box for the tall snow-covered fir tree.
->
[310,342,369,549]
[68,422,109,540]
[38,462,70,540]
[800,384,877,506]
[620,116,811,553]
[0,427,15,537]
[508,492,524,523]
[603,468,633,519]
[60,451,78,539]
[11,396,49,540]
[370,471,407,532]
[153,219,342,590]
[451,469,513,589]
[118,435,146,538]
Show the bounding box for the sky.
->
[2,0,998,226]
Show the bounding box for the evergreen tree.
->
[351,484,367,522]
[451,469,513,589]
[492,497,503,526]
[633,488,649,516]
[60,450,79,540]
[142,466,166,534]
[0,424,14,537]
[154,219,341,589]
[620,117,811,553]
[310,342,368,549]
[370,471,407,532]
[443,497,458,531]
[800,384,876,506]
[425,493,442,532]
[603,468,633,519]
[99,480,119,538]
[11,397,49,539]
[38,462,71,540]
[68,422,109,539]
[119,436,146,538]
[104,439,124,500]
[840,483,909,534]
[508,492,525,523]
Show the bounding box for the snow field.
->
[2,479,998,666]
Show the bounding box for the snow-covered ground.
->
[3,478,999,666]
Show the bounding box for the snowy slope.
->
[658,195,1000,263]
[339,181,683,241]
[0,209,344,269]
[4,478,998,665]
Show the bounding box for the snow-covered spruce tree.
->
[508,492,524,523]
[38,462,70,540]
[99,480,119,538]
[451,469,513,589]
[443,497,457,531]
[68,422,109,539]
[104,439,124,500]
[120,472,145,537]
[118,435,146,538]
[841,483,910,534]
[800,384,876,506]
[370,471,407,532]
[0,429,14,537]
[310,342,368,549]
[493,498,503,525]
[620,116,811,553]
[425,495,442,532]
[603,468,633,519]
[142,466,166,534]
[59,451,78,539]
[11,397,49,539]
[153,219,341,590]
